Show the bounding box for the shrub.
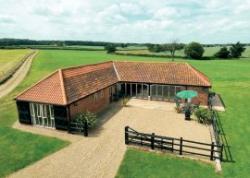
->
[105,44,116,53]
[184,42,204,59]
[214,47,230,58]
[74,111,97,128]
[194,108,212,124]
[230,42,246,58]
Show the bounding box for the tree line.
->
[145,41,246,60]
[0,38,132,47]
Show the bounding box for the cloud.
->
[153,7,178,20]
[0,0,249,43]
[0,16,15,24]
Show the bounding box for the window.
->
[169,86,175,98]
[157,85,163,97]
[151,85,156,96]
[93,90,104,102]
[163,86,169,99]
[100,90,104,97]
[29,103,55,128]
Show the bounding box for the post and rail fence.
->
[125,126,224,161]
[209,95,224,158]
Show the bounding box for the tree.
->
[214,47,230,58]
[121,43,128,48]
[56,41,65,47]
[147,44,162,53]
[163,39,184,61]
[105,44,116,53]
[147,44,155,52]
[230,42,246,58]
[184,42,204,59]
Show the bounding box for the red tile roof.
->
[63,62,118,103]
[114,61,211,87]
[16,71,66,105]
[15,61,211,105]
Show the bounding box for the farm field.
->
[0,49,32,82]
[0,49,249,177]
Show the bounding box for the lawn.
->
[0,127,68,177]
[116,148,221,178]
[0,49,32,81]
[0,49,249,177]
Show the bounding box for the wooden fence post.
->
[151,133,155,150]
[210,142,215,160]
[125,126,129,144]
[180,137,183,155]
[84,121,88,137]
[220,144,224,161]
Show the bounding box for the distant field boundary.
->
[0,50,36,84]
[115,51,184,59]
[115,51,219,60]
[0,46,105,51]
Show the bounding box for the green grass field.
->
[0,49,249,177]
[116,148,221,178]
[0,49,32,80]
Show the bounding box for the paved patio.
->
[11,99,213,178]
[211,94,226,111]
[126,99,212,142]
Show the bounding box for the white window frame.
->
[29,103,55,128]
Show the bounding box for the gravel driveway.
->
[11,99,212,178]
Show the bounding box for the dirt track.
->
[0,50,38,98]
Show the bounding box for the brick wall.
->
[69,87,110,119]
[187,86,209,105]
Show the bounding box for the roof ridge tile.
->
[186,63,211,87]
[58,69,67,104]
[112,62,121,81]
[61,61,113,72]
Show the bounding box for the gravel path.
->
[10,99,211,178]
[0,50,38,98]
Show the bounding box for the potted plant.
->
[184,105,191,120]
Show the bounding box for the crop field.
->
[0,49,32,81]
[0,49,249,177]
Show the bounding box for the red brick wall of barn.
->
[187,86,209,105]
[69,87,110,119]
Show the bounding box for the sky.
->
[0,0,249,44]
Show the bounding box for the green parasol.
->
[176,90,198,99]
